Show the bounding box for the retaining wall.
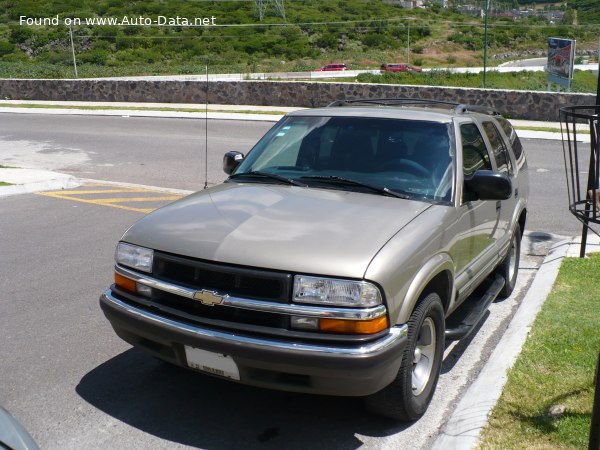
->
[0,78,595,121]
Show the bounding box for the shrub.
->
[0,42,17,57]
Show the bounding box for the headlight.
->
[293,275,382,307]
[115,242,154,273]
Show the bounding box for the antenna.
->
[203,61,209,189]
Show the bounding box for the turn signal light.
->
[115,272,136,294]
[319,316,388,334]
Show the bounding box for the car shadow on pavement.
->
[77,348,413,449]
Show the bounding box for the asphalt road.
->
[0,114,270,191]
[500,57,547,68]
[0,113,583,449]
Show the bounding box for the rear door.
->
[480,120,518,247]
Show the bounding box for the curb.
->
[431,238,575,449]
[0,169,79,198]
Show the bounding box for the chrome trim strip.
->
[457,245,504,297]
[115,265,387,320]
[102,291,407,356]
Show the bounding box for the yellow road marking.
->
[37,183,184,213]
[93,196,181,203]
[49,189,153,195]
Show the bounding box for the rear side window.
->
[496,117,526,170]
[482,121,513,175]
[460,123,492,177]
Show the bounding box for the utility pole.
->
[407,21,411,64]
[406,18,415,64]
[68,24,78,78]
[596,36,600,106]
[483,0,490,88]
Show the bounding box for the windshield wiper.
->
[229,171,307,187]
[300,175,411,199]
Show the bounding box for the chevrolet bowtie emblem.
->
[193,289,227,306]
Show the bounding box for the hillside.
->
[518,0,600,21]
[0,0,598,78]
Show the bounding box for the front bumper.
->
[100,290,408,396]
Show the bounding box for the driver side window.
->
[461,123,492,177]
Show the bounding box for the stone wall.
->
[0,78,595,121]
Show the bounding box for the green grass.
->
[355,69,598,93]
[479,254,600,449]
[0,165,16,185]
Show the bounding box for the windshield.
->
[232,116,455,204]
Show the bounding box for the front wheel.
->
[364,292,445,421]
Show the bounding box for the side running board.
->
[445,275,505,341]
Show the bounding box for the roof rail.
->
[327,98,502,116]
[454,103,501,116]
[327,98,460,108]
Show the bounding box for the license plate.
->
[184,346,240,381]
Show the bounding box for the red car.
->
[381,63,422,73]
[315,63,347,72]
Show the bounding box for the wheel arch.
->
[394,254,454,325]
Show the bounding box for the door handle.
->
[515,188,519,198]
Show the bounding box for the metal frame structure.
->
[560,105,600,257]
[254,0,285,21]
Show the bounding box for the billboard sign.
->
[547,37,576,88]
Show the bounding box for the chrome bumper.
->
[101,289,407,357]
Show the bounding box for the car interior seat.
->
[375,131,408,170]
[329,128,374,172]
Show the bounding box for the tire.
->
[496,224,521,298]
[364,292,445,421]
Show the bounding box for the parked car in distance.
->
[381,63,423,73]
[100,98,528,422]
[315,63,347,71]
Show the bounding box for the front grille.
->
[153,290,286,329]
[153,252,292,302]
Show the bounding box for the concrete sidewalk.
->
[0,168,79,197]
[0,100,295,123]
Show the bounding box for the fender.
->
[394,252,455,325]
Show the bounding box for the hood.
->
[122,182,432,278]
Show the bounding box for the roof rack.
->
[327,98,458,108]
[327,98,501,116]
[453,103,501,116]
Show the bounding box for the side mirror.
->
[464,170,512,201]
[223,151,244,175]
